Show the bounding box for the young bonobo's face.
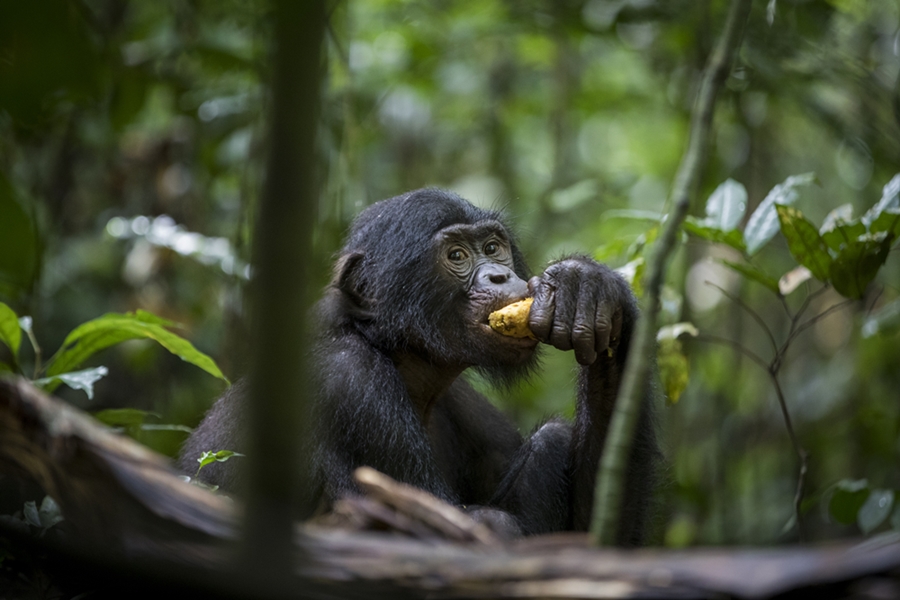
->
[435,220,538,364]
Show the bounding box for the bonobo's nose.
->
[475,264,528,296]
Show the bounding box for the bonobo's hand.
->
[528,256,634,365]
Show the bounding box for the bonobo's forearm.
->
[569,292,637,532]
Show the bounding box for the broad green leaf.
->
[720,260,780,294]
[744,172,816,255]
[683,218,746,252]
[594,237,633,262]
[44,311,227,383]
[34,366,109,399]
[0,302,21,359]
[0,362,13,374]
[862,297,900,338]
[858,489,894,534]
[861,173,900,228]
[703,178,747,231]
[821,221,867,253]
[829,479,870,525]
[829,234,891,299]
[869,209,900,239]
[94,408,158,427]
[776,205,833,282]
[657,338,689,405]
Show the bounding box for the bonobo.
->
[178,188,658,544]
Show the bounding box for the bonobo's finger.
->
[549,293,575,351]
[593,300,613,356]
[609,306,624,352]
[528,275,555,341]
[572,292,597,365]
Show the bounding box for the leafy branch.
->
[589,0,755,545]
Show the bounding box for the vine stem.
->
[589,0,755,545]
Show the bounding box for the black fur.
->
[178,188,658,543]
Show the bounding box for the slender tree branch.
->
[789,299,855,343]
[705,280,779,354]
[590,0,755,545]
[695,334,771,373]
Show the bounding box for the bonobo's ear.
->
[333,251,373,319]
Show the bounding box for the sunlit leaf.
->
[34,366,109,400]
[657,337,690,405]
[0,302,21,359]
[196,450,245,476]
[703,178,747,231]
[44,311,227,386]
[829,479,870,525]
[776,205,832,282]
[820,203,853,235]
[858,489,894,534]
[861,173,900,228]
[720,260,780,294]
[683,217,746,252]
[778,266,812,296]
[141,423,193,433]
[657,322,699,341]
[744,172,816,255]
[829,234,891,299]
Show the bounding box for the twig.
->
[705,280,779,354]
[589,0,755,545]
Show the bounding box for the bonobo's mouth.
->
[479,321,539,348]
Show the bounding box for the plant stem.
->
[589,0,754,545]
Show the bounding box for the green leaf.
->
[778,266,813,296]
[821,221,867,253]
[820,203,854,234]
[829,479,870,525]
[44,311,227,383]
[703,178,747,231]
[657,322,699,341]
[657,338,690,405]
[196,450,245,476]
[858,489,894,534]
[600,209,665,223]
[34,366,109,400]
[94,408,158,427]
[829,234,891,299]
[869,209,900,239]
[744,172,816,255]
[0,302,21,359]
[720,260,780,294]
[775,205,833,282]
[861,173,900,229]
[683,217,746,252]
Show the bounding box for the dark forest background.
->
[1,0,899,547]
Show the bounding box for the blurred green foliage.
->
[1,0,899,546]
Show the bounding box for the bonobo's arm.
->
[528,255,657,544]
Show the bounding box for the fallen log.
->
[1,377,899,599]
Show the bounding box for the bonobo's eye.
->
[448,247,468,262]
[484,241,499,255]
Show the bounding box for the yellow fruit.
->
[488,298,535,339]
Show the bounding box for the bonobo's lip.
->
[479,323,539,348]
